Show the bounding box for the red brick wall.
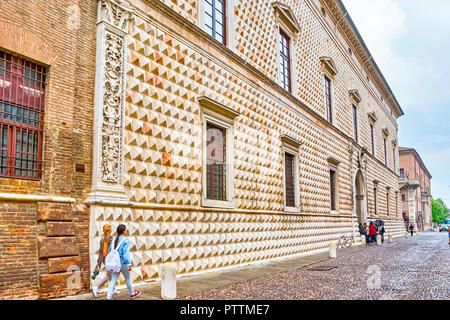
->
[0,0,97,299]
[0,202,39,299]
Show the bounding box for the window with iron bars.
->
[0,50,46,180]
[206,122,226,201]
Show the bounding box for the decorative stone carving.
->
[101,32,125,183]
[90,0,134,198]
[98,0,134,32]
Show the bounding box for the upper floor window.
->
[370,123,375,155]
[400,168,405,177]
[352,105,358,142]
[204,0,226,44]
[384,137,387,166]
[373,186,378,215]
[279,30,291,92]
[324,76,332,123]
[0,51,46,180]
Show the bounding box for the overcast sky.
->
[342,0,450,204]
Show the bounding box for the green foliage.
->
[432,198,449,224]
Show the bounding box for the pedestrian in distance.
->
[91,224,120,298]
[105,224,141,300]
[363,223,370,244]
[369,222,377,244]
[379,223,385,243]
[409,223,414,236]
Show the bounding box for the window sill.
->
[284,206,301,214]
[330,210,339,216]
[201,198,235,209]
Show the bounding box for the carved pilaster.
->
[89,0,134,202]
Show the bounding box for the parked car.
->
[439,224,448,232]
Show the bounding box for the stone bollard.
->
[360,235,366,245]
[388,234,393,243]
[405,232,409,238]
[376,234,381,246]
[161,262,177,299]
[329,241,337,258]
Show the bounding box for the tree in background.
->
[432,198,449,224]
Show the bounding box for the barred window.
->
[205,0,226,44]
[384,137,387,166]
[285,152,295,207]
[0,51,46,180]
[206,122,226,201]
[279,30,291,92]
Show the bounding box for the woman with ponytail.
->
[106,224,141,300]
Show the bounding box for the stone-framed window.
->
[199,97,239,209]
[273,2,300,95]
[349,90,361,143]
[328,156,340,214]
[373,180,379,216]
[279,29,291,93]
[205,0,226,44]
[0,50,46,180]
[352,104,358,142]
[320,57,337,125]
[198,0,236,49]
[370,123,375,156]
[386,187,391,217]
[281,134,301,212]
[367,111,378,158]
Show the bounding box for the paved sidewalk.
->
[60,238,366,300]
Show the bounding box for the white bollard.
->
[376,234,381,246]
[405,232,409,238]
[161,262,177,299]
[360,235,366,245]
[388,234,393,243]
[329,242,337,258]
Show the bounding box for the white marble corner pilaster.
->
[89,0,134,203]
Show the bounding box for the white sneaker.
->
[92,286,99,298]
[113,290,120,295]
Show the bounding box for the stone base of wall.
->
[90,206,379,287]
[0,201,89,300]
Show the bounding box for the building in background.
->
[0,0,406,299]
[399,147,432,232]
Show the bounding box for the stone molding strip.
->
[0,193,76,203]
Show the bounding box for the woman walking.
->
[91,224,120,298]
[106,224,141,300]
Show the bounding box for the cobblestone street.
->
[179,232,449,300]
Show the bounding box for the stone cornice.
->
[321,0,404,118]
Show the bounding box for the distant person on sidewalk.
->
[409,223,414,236]
[363,223,370,243]
[379,223,385,243]
[369,222,377,244]
[106,224,141,300]
[91,224,120,298]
